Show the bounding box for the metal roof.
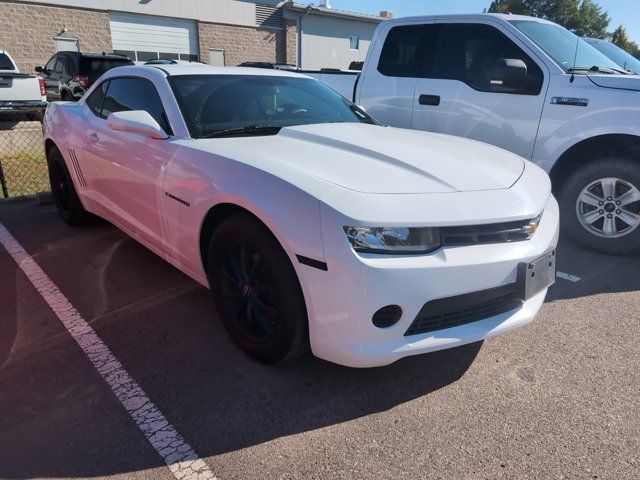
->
[283,2,384,23]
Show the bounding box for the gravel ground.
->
[0,199,638,480]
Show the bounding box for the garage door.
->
[110,12,198,63]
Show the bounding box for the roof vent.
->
[256,4,283,29]
[320,0,331,8]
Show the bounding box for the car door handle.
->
[86,132,99,143]
[419,94,441,106]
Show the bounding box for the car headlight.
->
[343,226,441,254]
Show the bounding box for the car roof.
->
[142,64,311,79]
[58,51,131,60]
[386,13,557,26]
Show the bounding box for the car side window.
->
[101,77,172,134]
[53,56,64,75]
[85,81,109,117]
[44,56,57,73]
[432,24,543,95]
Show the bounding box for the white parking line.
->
[556,271,582,283]
[0,223,217,480]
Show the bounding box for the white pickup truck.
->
[311,14,640,254]
[0,50,47,121]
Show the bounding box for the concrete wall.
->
[0,1,113,73]
[298,14,378,70]
[9,0,281,27]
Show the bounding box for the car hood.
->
[194,123,525,194]
[588,73,640,91]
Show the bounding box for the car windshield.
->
[168,74,377,139]
[81,57,133,82]
[584,39,640,74]
[510,20,624,73]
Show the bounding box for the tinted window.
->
[53,56,64,74]
[378,25,426,77]
[0,53,15,70]
[169,75,377,139]
[44,56,57,72]
[80,57,134,82]
[433,24,543,95]
[101,78,171,133]
[85,81,109,116]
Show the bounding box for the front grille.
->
[440,218,536,246]
[405,282,523,336]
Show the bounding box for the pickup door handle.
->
[86,132,99,143]
[419,94,441,106]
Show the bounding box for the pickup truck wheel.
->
[47,145,91,226]
[206,213,308,364]
[559,158,640,254]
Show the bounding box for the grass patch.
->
[0,150,49,198]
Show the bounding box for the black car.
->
[36,52,133,101]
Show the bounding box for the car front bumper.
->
[295,195,560,368]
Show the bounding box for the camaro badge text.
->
[165,192,190,207]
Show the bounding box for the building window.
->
[350,35,360,50]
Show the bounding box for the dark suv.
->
[36,52,133,101]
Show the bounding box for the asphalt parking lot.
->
[0,198,638,480]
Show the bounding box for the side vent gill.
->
[68,148,87,188]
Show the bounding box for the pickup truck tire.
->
[206,212,309,364]
[47,145,92,226]
[559,158,640,254]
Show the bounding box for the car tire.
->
[558,157,640,254]
[47,145,92,226]
[206,212,309,364]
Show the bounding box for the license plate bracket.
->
[517,250,556,301]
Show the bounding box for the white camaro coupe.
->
[43,64,559,368]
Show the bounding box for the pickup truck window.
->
[378,25,428,77]
[169,74,377,139]
[0,53,15,70]
[378,23,543,95]
[433,24,543,95]
[510,20,622,73]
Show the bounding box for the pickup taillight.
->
[38,77,46,96]
[74,75,92,89]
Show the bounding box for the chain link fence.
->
[0,109,49,199]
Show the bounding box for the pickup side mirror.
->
[107,111,168,139]
[491,58,528,84]
[35,66,44,73]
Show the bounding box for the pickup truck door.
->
[82,77,171,251]
[411,22,549,160]
[357,22,436,129]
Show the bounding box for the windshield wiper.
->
[201,124,283,139]
[567,65,623,75]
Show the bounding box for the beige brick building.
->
[0,0,383,75]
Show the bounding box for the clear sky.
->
[304,0,639,43]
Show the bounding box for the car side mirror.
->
[491,58,528,84]
[35,66,44,73]
[107,111,169,139]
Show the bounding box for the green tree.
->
[488,0,610,37]
[610,25,640,57]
